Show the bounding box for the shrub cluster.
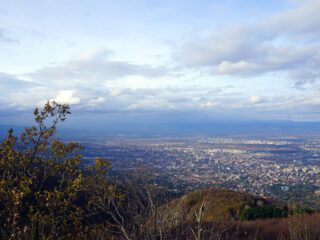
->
[0,102,119,239]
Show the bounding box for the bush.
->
[0,102,115,239]
[240,206,285,221]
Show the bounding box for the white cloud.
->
[27,49,168,89]
[1,1,320,121]
[176,0,320,86]
[201,100,219,108]
[265,0,320,38]
[53,90,80,105]
[87,96,106,107]
[74,49,112,61]
[218,61,256,75]
[250,96,266,105]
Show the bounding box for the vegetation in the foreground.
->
[0,102,320,240]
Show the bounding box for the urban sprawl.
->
[80,136,320,207]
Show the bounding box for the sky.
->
[1,0,320,131]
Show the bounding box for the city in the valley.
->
[79,135,320,208]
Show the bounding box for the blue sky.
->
[1,0,320,126]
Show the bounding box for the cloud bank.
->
[0,0,320,122]
[176,0,320,86]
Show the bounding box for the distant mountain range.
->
[2,120,320,139]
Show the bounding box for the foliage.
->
[0,101,114,239]
[240,206,286,221]
[155,188,280,225]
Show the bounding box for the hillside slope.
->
[151,188,320,239]
[156,188,287,225]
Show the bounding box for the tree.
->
[1,101,201,240]
[0,101,112,239]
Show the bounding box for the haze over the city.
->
[1,0,320,133]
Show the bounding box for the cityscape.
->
[79,135,320,208]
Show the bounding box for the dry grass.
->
[237,213,320,240]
